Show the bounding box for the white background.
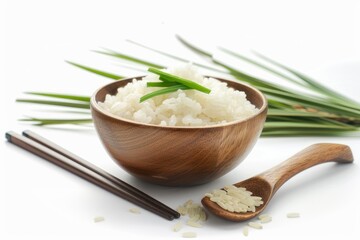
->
[1,0,359,239]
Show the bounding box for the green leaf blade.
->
[147,82,179,87]
[95,49,164,69]
[24,92,90,102]
[148,67,211,94]
[20,117,93,126]
[140,85,189,102]
[253,51,360,107]
[66,61,123,80]
[16,99,90,109]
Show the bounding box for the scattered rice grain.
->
[129,208,141,214]
[258,214,270,220]
[182,232,197,238]
[242,226,249,236]
[93,216,105,223]
[172,221,183,232]
[287,212,300,218]
[186,220,203,228]
[260,216,272,223]
[248,221,263,229]
[258,214,272,223]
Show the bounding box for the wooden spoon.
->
[201,143,354,221]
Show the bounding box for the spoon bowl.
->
[202,143,354,221]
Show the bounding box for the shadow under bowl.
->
[90,76,267,186]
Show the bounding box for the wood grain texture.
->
[90,77,267,186]
[202,143,354,221]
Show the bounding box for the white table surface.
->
[1,0,359,239]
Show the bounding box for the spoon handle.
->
[258,143,353,193]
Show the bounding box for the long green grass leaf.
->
[66,61,123,80]
[20,117,93,126]
[264,121,356,130]
[16,99,90,109]
[24,92,90,102]
[176,36,302,95]
[267,109,333,118]
[33,109,91,115]
[176,35,213,58]
[127,39,228,74]
[219,47,306,87]
[261,129,355,137]
[258,87,360,117]
[253,51,360,106]
[212,59,291,90]
[94,49,164,69]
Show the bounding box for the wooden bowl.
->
[90,76,267,186]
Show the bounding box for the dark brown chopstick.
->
[22,130,180,219]
[6,131,180,220]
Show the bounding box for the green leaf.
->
[66,61,123,80]
[148,67,211,94]
[253,51,360,107]
[175,35,213,58]
[219,47,305,87]
[261,129,355,137]
[127,39,228,74]
[140,85,189,102]
[94,49,164,69]
[147,82,179,87]
[267,109,332,118]
[264,121,356,130]
[178,37,360,118]
[16,99,90,109]
[20,117,93,126]
[24,92,90,102]
[176,36,301,95]
[258,86,360,118]
[176,36,305,96]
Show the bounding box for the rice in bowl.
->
[98,64,259,126]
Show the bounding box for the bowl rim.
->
[90,76,268,129]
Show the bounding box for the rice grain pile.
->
[170,200,208,238]
[99,64,259,126]
[205,185,263,213]
[177,200,207,228]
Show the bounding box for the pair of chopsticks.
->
[5,130,180,220]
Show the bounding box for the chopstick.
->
[22,130,180,219]
[5,130,180,220]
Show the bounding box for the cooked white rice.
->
[98,64,259,126]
